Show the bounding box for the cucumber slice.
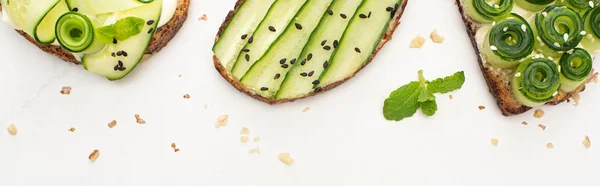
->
[481,13,534,68]
[319,0,402,87]
[55,12,105,54]
[239,0,334,98]
[580,7,600,51]
[463,0,514,23]
[66,0,145,15]
[212,0,276,71]
[82,0,162,80]
[276,0,363,99]
[515,0,555,11]
[35,0,69,44]
[558,48,593,92]
[1,0,61,43]
[230,0,308,80]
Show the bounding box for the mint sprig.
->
[383,70,465,121]
[96,17,146,44]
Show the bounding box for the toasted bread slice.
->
[0,0,189,64]
[213,0,409,104]
[455,0,598,116]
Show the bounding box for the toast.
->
[455,0,598,116]
[213,0,409,104]
[0,0,190,64]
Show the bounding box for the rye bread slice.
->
[213,0,409,104]
[455,0,598,116]
[0,0,190,64]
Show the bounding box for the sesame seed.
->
[564,33,569,41]
[515,72,521,77]
[548,56,553,60]
[327,9,333,15]
[242,48,250,52]
[324,46,331,50]
[307,53,313,61]
[359,14,367,19]
[290,58,296,64]
[494,4,500,8]
[148,28,154,34]
[386,7,393,12]
[567,49,574,54]
[492,21,496,26]
[590,1,595,8]
[241,34,248,39]
[281,64,289,68]
[321,40,327,46]
[245,54,250,61]
[280,58,287,64]
[340,14,347,19]
[333,40,339,48]
[580,31,587,35]
[147,20,155,25]
[312,80,320,85]
[300,72,308,77]
[542,12,548,17]
[323,61,329,69]
[261,87,269,91]
[269,26,276,32]
[355,47,361,53]
[490,45,498,50]
[552,91,558,97]
[503,27,508,32]
[295,23,303,30]
[553,42,560,47]
[521,24,526,32]
[274,73,281,79]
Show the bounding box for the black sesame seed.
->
[122,51,128,57]
[321,40,327,46]
[245,54,250,62]
[72,8,79,12]
[300,72,308,77]
[241,34,248,39]
[307,53,313,61]
[114,65,119,71]
[395,3,399,9]
[116,51,123,56]
[260,87,269,91]
[312,80,320,85]
[111,52,116,57]
[333,40,339,48]
[368,11,372,18]
[308,71,314,77]
[119,67,127,71]
[355,47,361,53]
[301,59,307,65]
[295,23,303,30]
[327,9,333,15]
[113,38,118,44]
[274,73,281,79]
[248,36,254,44]
[118,60,124,67]
[340,14,347,19]
[280,58,287,64]
[386,7,394,12]
[242,48,250,52]
[147,20,155,25]
[323,46,331,50]
[359,14,367,19]
[281,64,289,68]
[323,61,329,69]
[290,58,297,64]
[314,87,323,92]
[268,26,276,32]
[148,28,154,34]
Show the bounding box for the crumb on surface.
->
[249,147,260,154]
[302,107,310,112]
[240,127,250,135]
[278,152,295,166]
[198,14,208,21]
[69,127,76,132]
[171,143,177,149]
[174,148,180,152]
[533,109,545,118]
[583,136,591,149]
[253,137,261,142]
[60,86,72,95]
[449,95,453,100]
[491,138,499,147]
[241,136,249,143]
[7,124,17,135]
[215,115,229,128]
[183,94,191,99]
[409,35,425,48]
[430,29,445,43]
[478,106,486,110]
[538,124,547,131]
[135,114,146,124]
[521,121,528,125]
[89,149,100,162]
[178,74,182,78]
[546,142,554,149]
[572,92,581,106]
[108,120,117,128]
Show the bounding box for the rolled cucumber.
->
[35,0,69,44]
[481,13,534,68]
[55,12,105,54]
[580,6,600,51]
[515,0,555,11]
[0,0,62,43]
[463,0,514,23]
[511,58,561,107]
[558,48,593,92]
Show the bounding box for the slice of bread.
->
[0,0,190,64]
[455,0,598,116]
[213,0,409,104]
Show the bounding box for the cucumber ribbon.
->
[483,13,534,68]
[511,58,561,107]
[557,0,599,13]
[466,0,514,22]
[515,0,555,11]
[534,5,584,57]
[559,48,593,92]
[55,12,105,54]
[580,6,600,51]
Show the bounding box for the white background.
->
[1,0,599,185]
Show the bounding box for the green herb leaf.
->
[417,70,436,102]
[428,71,466,94]
[420,100,437,116]
[383,81,421,121]
[114,17,145,40]
[96,25,117,44]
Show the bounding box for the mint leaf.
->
[383,81,421,121]
[114,17,145,41]
[420,100,437,116]
[418,86,435,102]
[95,25,117,44]
[428,71,466,94]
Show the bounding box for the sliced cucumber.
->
[511,58,561,107]
[239,0,334,98]
[66,0,145,15]
[82,0,162,80]
[558,48,593,92]
[515,0,555,11]
[1,0,61,43]
[481,13,534,68]
[35,0,69,44]
[55,12,105,54]
[276,0,363,99]
[580,6,600,51]
[230,0,308,80]
[212,0,276,71]
[319,0,402,87]
[463,0,514,23]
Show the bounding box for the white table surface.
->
[1,0,599,185]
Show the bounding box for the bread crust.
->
[213,0,409,104]
[1,0,190,64]
[455,0,597,116]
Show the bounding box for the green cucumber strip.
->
[559,48,593,92]
[66,0,145,15]
[1,0,61,43]
[230,0,308,80]
[319,0,402,87]
[515,0,555,11]
[511,58,561,107]
[464,0,514,23]
[55,12,105,54]
[580,6,600,51]
[35,0,69,44]
[240,0,334,98]
[276,0,363,99]
[82,0,162,81]
[481,13,534,69]
[212,0,276,71]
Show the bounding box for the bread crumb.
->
[521,121,528,125]
[409,35,425,48]
[278,152,295,165]
[430,29,445,43]
[538,124,546,131]
[198,14,208,21]
[183,94,191,99]
[302,107,310,112]
[108,120,117,128]
[60,86,72,95]
[135,114,146,124]
[240,127,250,135]
[588,71,598,83]
[449,95,453,100]
[68,127,76,132]
[253,137,261,142]
[572,92,581,106]
[249,147,260,154]
[546,142,554,149]
[89,149,100,162]
[215,115,229,128]
[583,136,591,149]
[478,106,486,110]
[178,74,182,78]
[174,148,180,152]
[491,138,498,147]
[533,109,545,118]
[240,136,249,143]
[171,143,177,149]
[7,124,17,135]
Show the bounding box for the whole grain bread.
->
[455,0,598,116]
[213,0,409,104]
[0,0,190,64]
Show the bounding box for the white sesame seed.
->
[494,4,500,8]
[521,24,527,32]
[554,42,561,47]
[558,65,561,72]
[567,49,574,54]
[581,31,587,35]
[542,12,548,17]
[587,34,593,39]
[548,56,553,60]
[492,21,496,26]
[503,27,508,32]
[564,33,569,41]
[590,1,594,8]
[515,72,521,77]
[519,58,526,62]
[536,36,542,42]
[552,91,558,97]
[558,51,564,53]
[592,38,596,43]
[490,45,498,50]
[539,53,545,58]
